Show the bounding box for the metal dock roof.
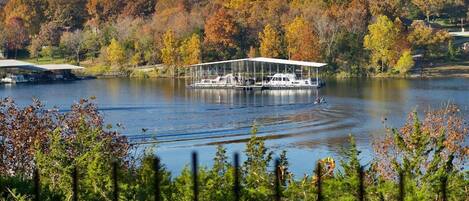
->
[0,60,84,71]
[190,57,327,68]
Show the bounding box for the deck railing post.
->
[233,153,240,201]
[358,165,364,201]
[154,157,161,201]
[398,170,405,201]
[441,175,447,201]
[316,162,322,201]
[72,166,78,201]
[192,152,198,201]
[112,161,118,201]
[274,159,281,201]
[33,168,40,201]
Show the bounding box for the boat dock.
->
[187,57,327,90]
[0,60,84,83]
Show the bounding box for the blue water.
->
[1,78,468,176]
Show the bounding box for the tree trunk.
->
[76,51,80,66]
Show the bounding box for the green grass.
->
[21,57,69,64]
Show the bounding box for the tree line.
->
[0,0,467,76]
[0,98,467,200]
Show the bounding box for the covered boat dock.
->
[0,60,84,83]
[188,57,327,89]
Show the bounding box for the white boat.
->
[192,74,238,88]
[1,74,28,83]
[264,73,318,88]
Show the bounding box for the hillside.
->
[0,0,468,77]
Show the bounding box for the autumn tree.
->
[86,0,125,26]
[407,21,450,58]
[106,38,126,66]
[5,17,29,58]
[28,36,43,60]
[161,29,179,76]
[60,30,85,64]
[180,33,201,65]
[368,0,405,18]
[373,105,467,199]
[285,16,320,61]
[0,25,7,56]
[121,0,156,17]
[37,21,63,47]
[395,50,414,74]
[364,15,403,72]
[45,0,88,29]
[259,24,283,58]
[247,46,259,58]
[204,9,240,61]
[2,0,45,34]
[412,0,446,22]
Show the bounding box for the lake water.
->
[1,78,468,175]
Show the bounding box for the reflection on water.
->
[1,78,468,175]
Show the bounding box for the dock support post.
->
[316,67,319,86]
[261,62,264,86]
[301,66,303,79]
[269,63,272,77]
[254,61,256,82]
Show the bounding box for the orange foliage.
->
[204,9,239,49]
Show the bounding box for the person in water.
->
[314,97,326,104]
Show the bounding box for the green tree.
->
[243,124,273,200]
[60,30,85,64]
[259,24,283,58]
[34,99,129,200]
[106,38,126,67]
[364,15,401,72]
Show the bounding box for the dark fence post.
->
[358,166,364,201]
[316,162,322,201]
[112,161,118,201]
[72,166,78,201]
[154,156,161,201]
[192,152,198,201]
[33,168,40,201]
[274,158,281,201]
[233,153,240,201]
[398,170,404,201]
[441,176,447,201]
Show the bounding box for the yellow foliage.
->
[161,29,179,66]
[394,50,414,74]
[364,15,402,71]
[285,16,320,61]
[106,38,126,66]
[179,34,201,65]
[259,24,282,58]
